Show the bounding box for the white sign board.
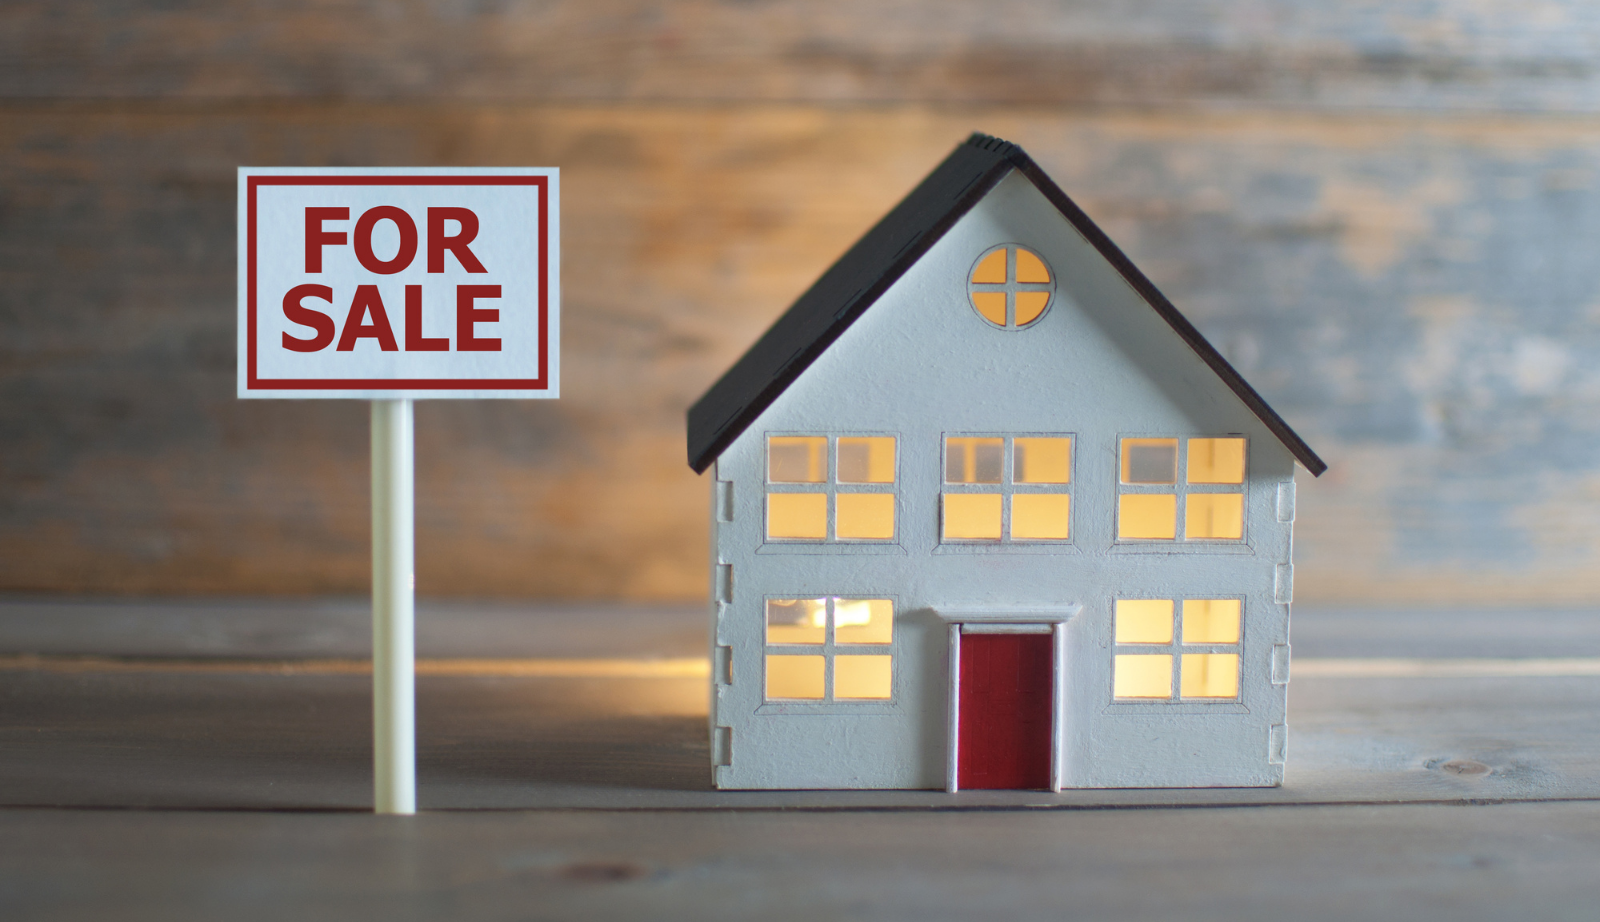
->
[237,167,559,399]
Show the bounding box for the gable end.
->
[687,134,1326,477]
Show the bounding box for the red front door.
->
[957,632,1053,790]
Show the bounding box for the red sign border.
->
[246,174,551,391]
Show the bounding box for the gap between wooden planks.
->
[0,654,709,678]
[3,654,1600,679]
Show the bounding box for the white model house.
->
[686,134,1325,791]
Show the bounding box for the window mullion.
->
[1000,437,1014,541]
[1005,247,1017,328]
[1175,438,1188,540]
[823,598,836,701]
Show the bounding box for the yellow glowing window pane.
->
[1118,494,1177,540]
[1186,493,1244,540]
[943,493,1002,540]
[768,436,826,483]
[834,655,893,699]
[971,249,1007,284]
[1181,653,1239,698]
[1115,599,1174,644]
[766,655,825,699]
[1182,599,1241,644]
[971,291,1007,325]
[837,436,896,484]
[836,493,895,540]
[1014,437,1071,483]
[1122,438,1177,484]
[766,598,826,644]
[1014,248,1051,284]
[1114,654,1173,699]
[767,492,827,540]
[1011,494,1071,540]
[834,598,893,645]
[1188,438,1246,484]
[1014,291,1050,326]
[946,437,1003,484]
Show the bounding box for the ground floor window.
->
[765,597,893,701]
[1112,598,1241,700]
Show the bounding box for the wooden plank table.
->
[2,598,1599,918]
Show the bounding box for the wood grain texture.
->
[7,104,1600,601]
[6,1,1600,113]
[1,594,1598,811]
[4,662,1600,810]
[4,600,1598,922]
[6,804,1600,921]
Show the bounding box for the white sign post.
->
[237,168,559,814]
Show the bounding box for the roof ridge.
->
[964,132,1020,156]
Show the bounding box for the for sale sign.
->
[238,168,559,398]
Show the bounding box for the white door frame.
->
[936,605,1080,793]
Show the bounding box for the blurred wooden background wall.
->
[5,1,1600,604]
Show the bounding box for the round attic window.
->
[967,245,1055,330]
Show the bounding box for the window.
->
[942,435,1073,542]
[765,597,894,701]
[1117,437,1246,541]
[766,435,897,542]
[1112,598,1242,700]
[967,245,1055,330]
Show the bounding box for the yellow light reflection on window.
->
[834,599,893,645]
[834,655,892,699]
[768,436,826,483]
[1180,653,1239,698]
[1114,654,1173,699]
[1014,291,1050,326]
[1185,493,1244,540]
[767,493,827,540]
[1118,494,1177,540]
[1015,248,1051,284]
[1121,438,1178,484]
[943,493,1002,540]
[946,437,1003,484]
[1115,599,1174,644]
[766,598,826,644]
[1182,599,1241,644]
[1014,437,1071,484]
[969,246,1052,329]
[837,437,895,484]
[1011,494,1071,540]
[1187,438,1246,484]
[971,292,1007,326]
[835,493,895,540]
[971,249,1007,284]
[766,655,825,699]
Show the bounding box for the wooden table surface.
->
[3,598,1599,919]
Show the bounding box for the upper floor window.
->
[1117,437,1246,541]
[967,245,1055,330]
[766,435,897,542]
[942,435,1073,542]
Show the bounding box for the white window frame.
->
[1115,435,1248,544]
[764,433,898,544]
[1111,597,1244,703]
[939,432,1075,545]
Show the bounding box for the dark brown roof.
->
[686,133,1326,477]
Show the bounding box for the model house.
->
[686,133,1325,791]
